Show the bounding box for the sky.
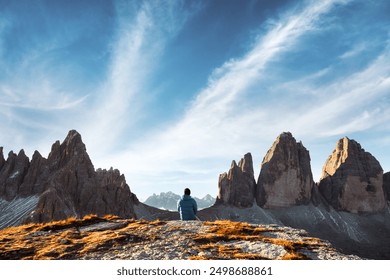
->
[1,0,390,201]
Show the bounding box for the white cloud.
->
[0,84,88,111]
[339,43,367,59]
[82,0,196,156]
[2,0,390,200]
[100,0,357,198]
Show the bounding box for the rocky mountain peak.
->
[320,137,375,179]
[0,130,137,225]
[318,137,385,213]
[256,132,313,208]
[238,152,254,175]
[47,130,91,171]
[216,153,256,208]
[32,150,43,160]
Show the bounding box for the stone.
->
[318,137,385,213]
[216,153,256,207]
[256,132,314,208]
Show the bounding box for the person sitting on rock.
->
[177,188,198,221]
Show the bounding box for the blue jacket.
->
[177,195,198,220]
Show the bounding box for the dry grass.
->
[192,220,327,260]
[0,215,165,260]
[0,218,327,260]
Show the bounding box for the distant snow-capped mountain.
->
[143,191,215,211]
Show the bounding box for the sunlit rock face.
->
[256,132,314,208]
[216,153,256,208]
[318,137,386,213]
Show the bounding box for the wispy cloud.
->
[107,0,357,197]
[289,46,390,137]
[2,0,390,200]
[339,43,367,59]
[0,84,88,111]
[82,0,197,156]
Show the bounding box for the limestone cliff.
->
[318,137,385,213]
[256,132,314,208]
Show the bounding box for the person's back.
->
[177,188,198,220]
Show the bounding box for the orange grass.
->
[0,218,326,260]
[0,216,166,260]
[192,220,325,260]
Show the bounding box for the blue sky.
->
[1,0,390,201]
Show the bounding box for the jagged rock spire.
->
[256,132,314,208]
[216,153,256,207]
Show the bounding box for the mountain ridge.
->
[144,191,215,211]
[1,129,390,259]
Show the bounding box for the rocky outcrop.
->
[0,130,137,224]
[0,217,361,260]
[384,172,390,201]
[318,137,386,213]
[256,132,314,208]
[216,153,256,207]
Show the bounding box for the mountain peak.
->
[256,132,313,208]
[217,153,256,208]
[319,137,385,213]
[0,130,137,225]
[64,129,83,145]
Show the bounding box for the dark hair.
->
[184,188,191,195]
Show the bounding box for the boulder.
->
[216,153,256,207]
[256,132,313,208]
[318,137,385,213]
